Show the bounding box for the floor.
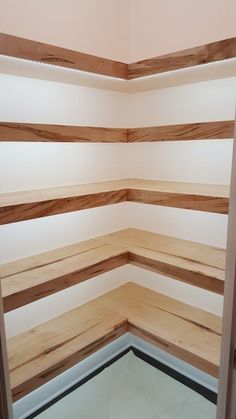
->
[35,351,216,419]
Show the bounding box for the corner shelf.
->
[0,178,229,225]
[1,228,225,312]
[8,282,221,401]
[0,120,234,142]
[1,33,234,408]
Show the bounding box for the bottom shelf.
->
[7,282,222,401]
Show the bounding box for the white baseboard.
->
[129,334,218,393]
[13,334,131,419]
[13,333,218,419]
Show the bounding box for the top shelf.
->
[127,38,236,79]
[1,33,236,80]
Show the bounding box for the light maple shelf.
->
[7,282,222,401]
[1,228,225,312]
[0,178,229,225]
[0,120,234,142]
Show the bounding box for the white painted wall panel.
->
[127,203,228,247]
[0,204,129,264]
[127,78,236,127]
[0,74,129,191]
[0,0,129,62]
[129,0,236,62]
[0,142,127,192]
[127,140,233,185]
[0,74,128,127]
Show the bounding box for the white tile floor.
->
[36,352,216,419]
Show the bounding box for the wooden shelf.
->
[0,180,128,225]
[1,33,235,79]
[0,121,234,142]
[128,121,234,142]
[0,33,128,79]
[108,228,225,295]
[100,283,222,376]
[0,123,127,143]
[1,236,128,312]
[0,179,229,225]
[7,282,222,401]
[128,38,236,79]
[126,179,229,213]
[1,228,225,312]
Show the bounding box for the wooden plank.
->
[129,252,224,294]
[1,235,127,311]
[128,189,228,214]
[127,121,235,142]
[106,228,225,294]
[8,299,128,401]
[1,34,235,80]
[0,123,128,143]
[107,228,226,271]
[0,189,127,224]
[217,120,236,419]
[0,285,13,418]
[127,179,229,214]
[126,179,229,198]
[7,282,221,400]
[1,228,225,312]
[0,181,128,224]
[0,33,128,79]
[0,121,233,143]
[100,283,222,377]
[130,324,219,377]
[0,179,229,225]
[128,38,236,79]
[2,249,128,312]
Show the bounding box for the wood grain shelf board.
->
[0,33,128,79]
[128,121,235,142]
[1,228,225,312]
[7,282,222,400]
[126,178,229,214]
[0,123,128,143]
[100,283,222,377]
[1,242,128,312]
[8,297,128,401]
[0,121,234,143]
[0,180,128,224]
[128,37,236,79]
[0,179,229,225]
[1,33,235,80]
[106,228,226,294]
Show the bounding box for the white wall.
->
[129,0,236,61]
[127,78,236,185]
[1,70,235,336]
[0,0,129,62]
[0,74,129,192]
